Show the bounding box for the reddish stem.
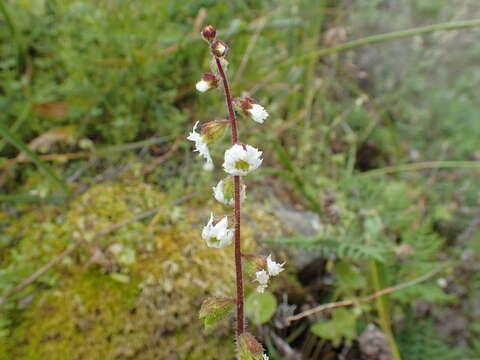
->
[214,57,244,335]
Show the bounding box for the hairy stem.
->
[215,57,244,335]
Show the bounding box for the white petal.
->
[201,213,215,240]
[212,179,246,205]
[213,180,227,204]
[255,270,269,293]
[202,214,233,249]
[195,80,209,92]
[203,161,214,171]
[248,104,269,124]
[216,43,226,55]
[255,270,270,285]
[223,144,263,176]
[187,122,214,170]
[256,284,267,293]
[266,254,285,276]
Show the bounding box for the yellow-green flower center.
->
[235,160,250,171]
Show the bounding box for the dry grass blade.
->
[286,265,446,324]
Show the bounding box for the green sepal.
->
[201,120,228,144]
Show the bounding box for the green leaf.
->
[238,332,264,360]
[311,308,357,346]
[246,291,277,325]
[198,298,235,329]
[335,261,367,291]
[364,215,384,241]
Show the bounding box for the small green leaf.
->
[238,332,264,360]
[335,262,366,291]
[311,308,357,346]
[246,291,277,325]
[198,298,235,329]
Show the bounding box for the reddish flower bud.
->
[211,40,228,58]
[202,25,217,42]
[234,96,257,111]
[196,72,219,93]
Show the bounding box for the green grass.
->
[1,0,480,358]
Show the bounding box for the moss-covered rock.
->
[1,176,286,359]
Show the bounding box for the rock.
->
[1,177,285,359]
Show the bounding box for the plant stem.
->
[359,160,480,177]
[370,261,401,360]
[279,19,480,68]
[287,264,447,323]
[214,57,245,335]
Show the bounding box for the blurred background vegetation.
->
[1,0,480,359]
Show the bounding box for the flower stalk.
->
[191,24,281,358]
[214,55,245,335]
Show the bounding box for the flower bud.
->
[200,120,229,144]
[202,25,217,42]
[196,72,219,93]
[238,333,264,360]
[211,40,228,57]
[199,297,235,329]
[234,97,269,124]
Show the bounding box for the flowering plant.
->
[188,25,285,359]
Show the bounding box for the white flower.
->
[263,355,269,360]
[266,254,285,276]
[212,179,246,205]
[255,270,269,293]
[195,73,218,93]
[234,97,269,124]
[437,277,448,288]
[223,144,262,176]
[187,121,214,171]
[201,213,233,248]
[248,104,269,124]
[195,80,209,92]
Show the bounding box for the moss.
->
[1,175,287,359]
